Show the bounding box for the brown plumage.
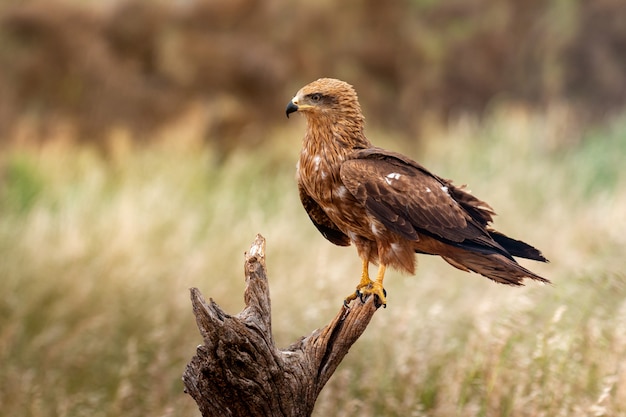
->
[286,78,549,307]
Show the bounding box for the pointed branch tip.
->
[246,234,266,259]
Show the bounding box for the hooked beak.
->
[286,101,298,118]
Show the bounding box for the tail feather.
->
[488,230,548,262]
[442,250,550,286]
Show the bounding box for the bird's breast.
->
[298,152,376,240]
[298,152,341,202]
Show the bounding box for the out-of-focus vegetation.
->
[1,1,626,416]
[1,111,625,416]
[1,0,626,152]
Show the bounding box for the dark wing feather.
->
[298,182,350,246]
[340,148,512,256]
[446,181,495,226]
[340,149,481,242]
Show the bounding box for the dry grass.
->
[1,109,625,416]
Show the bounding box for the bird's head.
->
[286,78,364,126]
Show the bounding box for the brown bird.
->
[286,78,548,307]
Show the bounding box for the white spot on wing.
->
[425,187,431,193]
[385,172,401,185]
[441,186,449,194]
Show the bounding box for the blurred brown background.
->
[1,0,625,149]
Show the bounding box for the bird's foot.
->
[344,273,373,307]
[344,280,387,309]
[344,282,368,307]
[358,281,387,308]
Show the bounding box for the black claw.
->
[352,289,389,308]
[374,295,387,309]
[374,289,388,309]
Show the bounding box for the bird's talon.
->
[343,290,360,306]
[352,282,387,307]
[373,289,387,309]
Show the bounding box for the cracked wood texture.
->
[183,234,380,417]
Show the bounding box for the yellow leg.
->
[344,259,372,305]
[368,264,387,307]
[344,261,388,308]
[356,258,373,290]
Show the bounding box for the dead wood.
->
[182,234,380,417]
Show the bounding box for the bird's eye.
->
[310,93,322,102]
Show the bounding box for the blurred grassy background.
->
[1,0,626,149]
[1,1,625,416]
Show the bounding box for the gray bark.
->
[183,234,380,417]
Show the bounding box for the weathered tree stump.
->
[183,234,380,417]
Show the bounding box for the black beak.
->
[286,101,298,118]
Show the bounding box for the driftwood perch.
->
[183,234,380,417]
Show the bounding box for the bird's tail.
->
[442,250,550,286]
[488,230,548,262]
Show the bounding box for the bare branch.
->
[183,234,379,417]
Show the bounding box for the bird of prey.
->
[286,78,548,307]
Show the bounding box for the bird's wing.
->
[340,148,496,245]
[298,181,351,246]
